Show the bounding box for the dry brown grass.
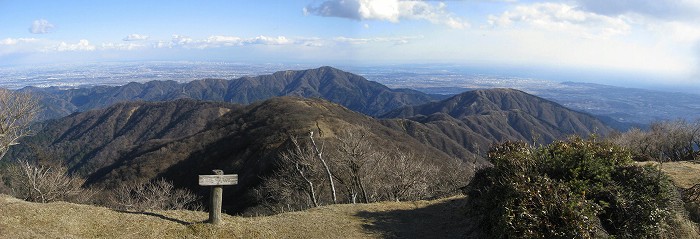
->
[638,161,700,188]
[0,194,471,238]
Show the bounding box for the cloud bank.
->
[164,35,299,49]
[56,40,96,52]
[304,0,468,29]
[488,3,630,38]
[574,0,700,19]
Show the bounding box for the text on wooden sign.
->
[199,174,238,186]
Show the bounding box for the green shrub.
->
[465,137,680,238]
[601,165,675,237]
[686,202,700,224]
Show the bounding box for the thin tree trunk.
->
[309,130,337,204]
[295,162,318,207]
[358,178,369,203]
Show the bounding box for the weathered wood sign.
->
[199,169,237,225]
[198,174,238,186]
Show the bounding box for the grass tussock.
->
[0,194,470,239]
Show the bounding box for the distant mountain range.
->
[21,66,435,119]
[381,88,613,154]
[8,67,618,212]
[415,80,699,125]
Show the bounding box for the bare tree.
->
[334,129,376,203]
[309,130,337,204]
[109,178,201,211]
[0,89,39,161]
[285,135,320,207]
[254,130,471,214]
[611,119,700,162]
[253,135,326,213]
[654,121,695,161]
[370,151,439,202]
[6,160,95,203]
[691,119,700,161]
[610,128,657,161]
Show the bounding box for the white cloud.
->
[171,34,194,46]
[0,38,46,56]
[305,0,469,29]
[56,39,96,52]
[123,34,150,41]
[206,35,242,44]
[29,19,55,34]
[145,34,420,50]
[575,0,700,19]
[243,36,291,45]
[161,35,295,49]
[645,21,700,44]
[2,38,99,55]
[0,38,39,45]
[334,36,421,45]
[154,40,170,49]
[488,3,630,38]
[101,42,148,51]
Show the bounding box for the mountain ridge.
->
[22,66,435,119]
[381,88,613,154]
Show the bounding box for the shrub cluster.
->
[108,178,202,211]
[610,119,700,162]
[252,129,469,214]
[2,160,96,203]
[465,137,682,238]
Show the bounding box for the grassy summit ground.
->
[0,195,471,238]
[644,160,700,188]
[2,161,698,238]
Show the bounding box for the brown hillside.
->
[382,88,613,154]
[10,97,475,213]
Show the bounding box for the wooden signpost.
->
[199,169,238,225]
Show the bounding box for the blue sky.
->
[1,0,700,88]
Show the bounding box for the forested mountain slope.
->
[21,66,434,119]
[10,97,473,212]
[381,88,613,154]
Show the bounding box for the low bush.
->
[465,137,684,238]
[108,178,202,211]
[3,160,96,203]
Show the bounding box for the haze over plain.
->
[1,0,699,93]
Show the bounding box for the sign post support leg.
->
[210,185,223,224]
[209,170,224,225]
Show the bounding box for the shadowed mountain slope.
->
[21,66,434,119]
[381,88,614,154]
[9,99,240,175]
[10,97,474,213]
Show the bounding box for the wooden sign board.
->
[199,174,238,186]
